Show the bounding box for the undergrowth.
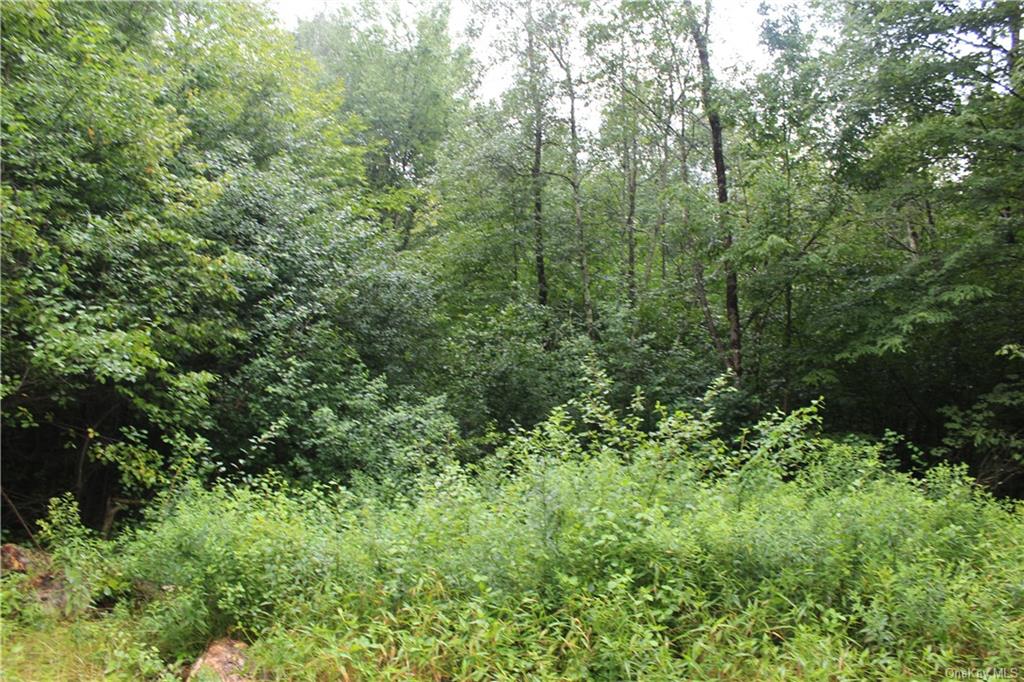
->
[3,378,1022,680]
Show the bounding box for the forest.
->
[1,0,1022,679]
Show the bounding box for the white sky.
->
[268,0,771,97]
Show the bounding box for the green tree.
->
[297,1,472,248]
[1,1,245,523]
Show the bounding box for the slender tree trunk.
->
[643,143,668,294]
[782,281,792,412]
[398,158,415,250]
[681,142,727,365]
[906,215,921,258]
[76,430,94,501]
[1009,4,1020,76]
[624,132,638,310]
[512,196,524,282]
[526,7,548,307]
[689,1,741,380]
[531,126,547,307]
[560,57,594,336]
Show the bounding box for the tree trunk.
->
[783,281,792,412]
[559,53,594,336]
[906,215,921,258]
[532,121,547,306]
[624,131,638,310]
[689,1,742,380]
[1009,4,1020,76]
[526,7,548,307]
[644,138,670,294]
[681,143,727,366]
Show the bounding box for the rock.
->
[1,544,31,573]
[28,572,66,612]
[1,545,67,613]
[186,638,252,682]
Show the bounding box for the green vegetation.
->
[1,0,1022,678]
[7,388,1023,679]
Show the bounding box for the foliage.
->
[1,0,246,511]
[8,389,1022,679]
[2,1,1023,677]
[0,0,460,520]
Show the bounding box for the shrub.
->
[25,386,1023,679]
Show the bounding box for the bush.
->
[23,385,1023,679]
